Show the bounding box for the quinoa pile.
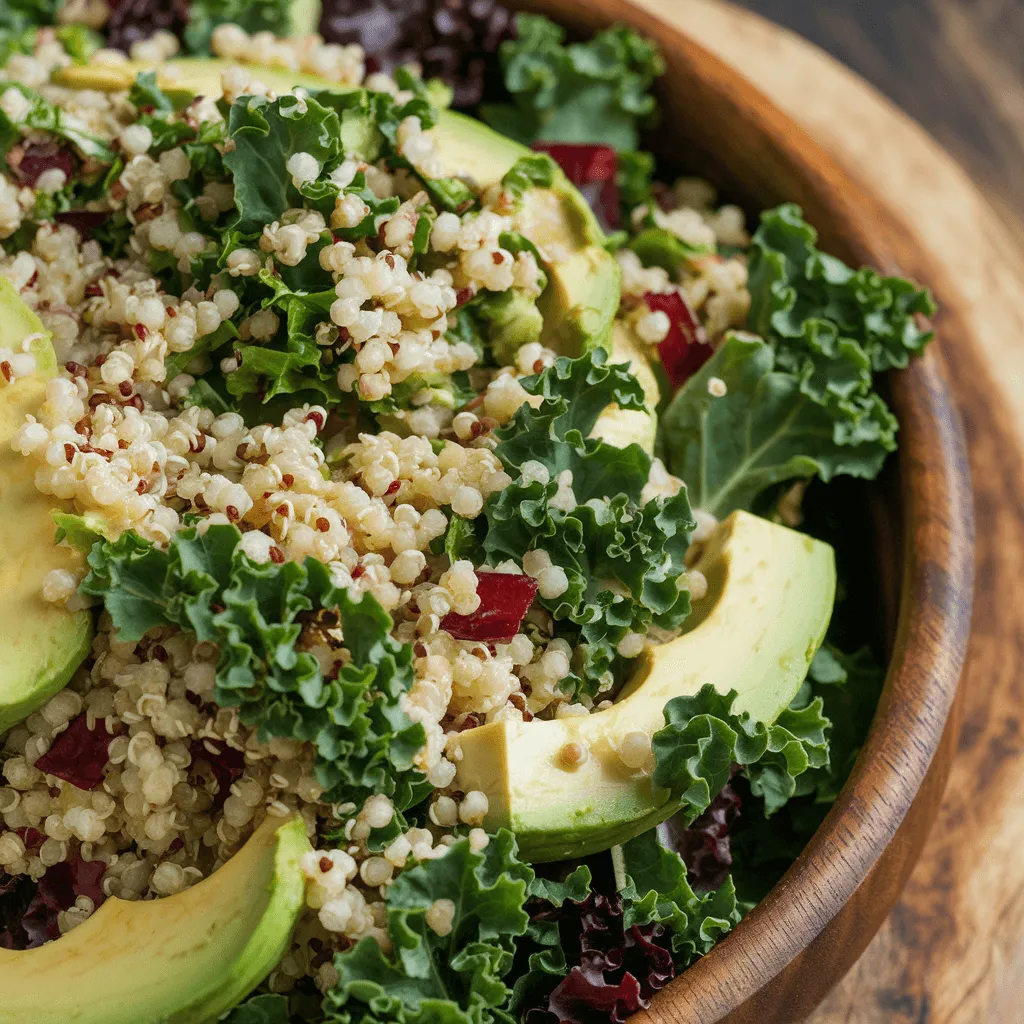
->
[0,26,750,993]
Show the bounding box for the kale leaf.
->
[660,333,898,517]
[482,351,695,698]
[619,828,741,967]
[221,993,292,1024]
[651,684,831,820]
[324,830,533,1024]
[660,205,935,514]
[481,14,664,151]
[75,523,429,811]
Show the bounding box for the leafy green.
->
[225,92,350,233]
[616,148,655,225]
[220,994,291,1024]
[619,829,741,966]
[481,351,694,696]
[661,333,898,516]
[184,0,292,56]
[748,204,935,376]
[659,205,935,513]
[324,830,533,1024]
[481,14,664,151]
[651,684,831,820]
[796,643,884,803]
[500,153,556,202]
[77,524,429,810]
[627,226,712,273]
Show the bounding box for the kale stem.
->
[610,844,627,893]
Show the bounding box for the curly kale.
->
[661,205,936,514]
[73,522,429,811]
[478,350,695,698]
[481,14,664,151]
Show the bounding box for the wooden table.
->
[636,1,1024,1020]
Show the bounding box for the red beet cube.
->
[441,571,539,642]
[644,291,713,389]
[532,142,621,232]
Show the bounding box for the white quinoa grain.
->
[425,898,456,936]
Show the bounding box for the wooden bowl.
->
[512,0,976,1019]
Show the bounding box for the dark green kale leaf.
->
[220,993,292,1024]
[224,92,348,233]
[660,205,935,514]
[748,204,935,376]
[222,270,341,404]
[618,829,741,967]
[183,0,292,56]
[500,153,556,202]
[482,351,694,697]
[481,14,664,151]
[794,643,885,803]
[76,523,429,811]
[651,684,831,820]
[324,830,533,1024]
[661,333,898,517]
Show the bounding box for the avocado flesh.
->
[0,814,311,1024]
[55,59,620,357]
[0,280,92,734]
[453,511,836,863]
[592,320,659,454]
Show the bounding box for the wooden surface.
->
[730,0,1024,243]
[631,1,1024,1021]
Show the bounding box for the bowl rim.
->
[512,0,975,1017]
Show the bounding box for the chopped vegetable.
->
[532,142,620,230]
[643,291,713,389]
[441,571,539,642]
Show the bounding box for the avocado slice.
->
[0,280,92,734]
[453,511,836,863]
[55,59,620,357]
[592,320,660,453]
[0,814,311,1023]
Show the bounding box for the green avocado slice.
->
[55,58,620,358]
[0,814,311,1024]
[0,280,92,734]
[453,511,836,863]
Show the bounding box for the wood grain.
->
[729,0,1024,241]
[520,0,976,1020]
[637,2,1024,1020]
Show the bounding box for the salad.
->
[0,3,936,1022]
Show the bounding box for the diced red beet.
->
[643,291,714,390]
[9,142,77,188]
[189,740,246,812]
[441,571,539,643]
[54,210,111,234]
[532,143,620,232]
[34,715,117,792]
